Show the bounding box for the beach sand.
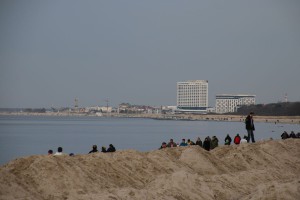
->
[0,139,299,200]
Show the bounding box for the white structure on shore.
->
[177,80,208,112]
[215,94,256,114]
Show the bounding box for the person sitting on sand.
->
[167,139,177,147]
[106,144,116,152]
[240,135,248,144]
[48,149,53,155]
[211,136,219,149]
[54,147,64,155]
[234,134,241,145]
[179,139,188,146]
[187,139,195,145]
[195,137,202,147]
[281,131,289,139]
[203,137,210,151]
[89,145,98,154]
[159,142,167,149]
[101,146,107,153]
[290,131,296,138]
[224,134,232,145]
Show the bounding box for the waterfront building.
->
[177,80,208,112]
[215,94,256,114]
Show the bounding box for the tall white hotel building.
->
[177,80,208,112]
[215,94,256,114]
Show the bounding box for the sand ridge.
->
[0,139,299,200]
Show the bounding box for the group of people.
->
[47,147,68,156]
[47,144,116,156]
[159,133,251,152]
[88,144,116,153]
[281,131,300,139]
[159,112,257,151]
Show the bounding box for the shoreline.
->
[1,112,300,124]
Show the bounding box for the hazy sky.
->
[1,0,299,108]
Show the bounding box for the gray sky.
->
[1,0,299,108]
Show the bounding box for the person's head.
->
[182,139,185,142]
[250,112,254,116]
[92,145,97,150]
[161,142,167,148]
[102,146,106,151]
[237,134,239,136]
[58,147,63,153]
[48,149,53,155]
[69,153,74,156]
[170,139,174,143]
[109,144,113,148]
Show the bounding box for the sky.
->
[0,0,299,108]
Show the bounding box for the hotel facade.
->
[215,94,256,114]
[177,80,208,112]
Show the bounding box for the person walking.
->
[245,112,255,143]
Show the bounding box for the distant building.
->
[215,94,256,114]
[177,80,208,112]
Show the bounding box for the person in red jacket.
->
[234,134,241,144]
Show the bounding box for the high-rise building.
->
[177,80,208,112]
[215,94,256,114]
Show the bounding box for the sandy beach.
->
[0,139,299,200]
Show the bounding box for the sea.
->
[0,115,299,165]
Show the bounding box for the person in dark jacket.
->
[89,145,98,154]
[106,144,116,152]
[224,134,232,145]
[211,136,219,150]
[290,131,296,138]
[245,112,255,143]
[203,137,210,151]
[281,131,289,139]
[101,146,107,153]
[195,137,202,147]
[159,142,167,149]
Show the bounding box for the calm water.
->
[0,115,299,165]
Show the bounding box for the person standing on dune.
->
[245,112,255,143]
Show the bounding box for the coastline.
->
[1,112,300,124]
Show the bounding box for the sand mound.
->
[0,139,299,200]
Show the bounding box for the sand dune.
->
[0,139,299,200]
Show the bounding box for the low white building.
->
[215,94,256,114]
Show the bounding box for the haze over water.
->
[0,115,299,165]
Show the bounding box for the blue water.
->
[0,115,299,165]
